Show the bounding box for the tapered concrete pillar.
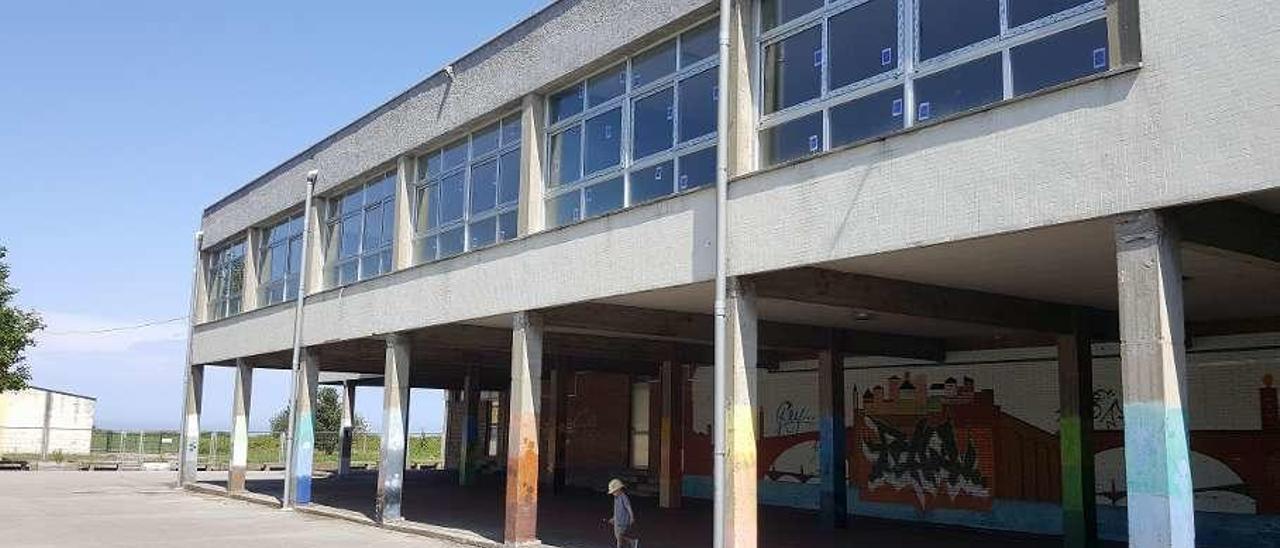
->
[178,364,204,487]
[377,334,411,523]
[817,340,848,528]
[659,361,686,509]
[1058,313,1097,548]
[287,348,320,506]
[1115,211,1194,548]
[338,380,357,477]
[505,311,543,546]
[460,367,481,487]
[228,360,254,493]
[725,277,759,548]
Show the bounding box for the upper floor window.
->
[414,114,522,263]
[259,213,304,306]
[545,18,720,229]
[206,240,246,321]
[758,0,1108,166]
[327,170,396,287]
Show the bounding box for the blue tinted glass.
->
[1010,0,1092,28]
[588,64,627,107]
[550,126,583,186]
[417,235,438,263]
[360,253,382,279]
[829,86,904,148]
[919,0,1000,60]
[760,0,824,31]
[470,159,498,214]
[633,88,674,159]
[469,217,497,249]
[339,190,362,214]
[361,204,383,250]
[550,84,584,124]
[340,216,361,258]
[471,123,501,157]
[442,141,469,171]
[630,161,675,204]
[549,190,582,227]
[497,211,518,242]
[439,227,465,258]
[439,171,466,224]
[337,261,358,286]
[679,70,717,142]
[914,54,1003,121]
[419,153,441,181]
[829,0,899,89]
[584,177,625,218]
[585,108,623,175]
[678,147,716,191]
[764,26,823,113]
[765,111,823,165]
[681,20,718,67]
[498,150,521,206]
[632,41,677,88]
[1011,20,1108,95]
[501,114,523,145]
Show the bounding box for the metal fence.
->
[0,427,441,470]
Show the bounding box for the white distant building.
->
[0,386,96,457]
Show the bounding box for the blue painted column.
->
[288,348,320,506]
[817,336,848,528]
[1115,211,1195,548]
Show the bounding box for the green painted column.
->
[1058,313,1097,548]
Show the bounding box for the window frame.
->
[413,112,523,264]
[544,16,722,229]
[755,0,1107,164]
[326,169,398,288]
[206,239,247,321]
[258,212,305,307]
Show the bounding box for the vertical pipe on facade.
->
[177,230,204,488]
[282,173,317,508]
[713,1,731,547]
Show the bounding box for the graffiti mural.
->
[861,415,990,509]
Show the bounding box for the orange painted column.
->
[504,311,543,546]
[725,278,759,548]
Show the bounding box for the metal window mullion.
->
[999,0,1014,99]
[621,57,635,208]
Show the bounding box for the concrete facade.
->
[182,0,1280,546]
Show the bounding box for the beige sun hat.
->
[607,479,625,494]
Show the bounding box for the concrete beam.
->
[725,277,759,548]
[287,348,320,507]
[228,360,253,493]
[752,267,1118,338]
[338,380,356,477]
[178,364,204,487]
[1057,313,1097,548]
[1115,211,1195,547]
[376,334,411,523]
[1172,201,1280,268]
[658,361,686,509]
[817,341,847,528]
[505,311,543,546]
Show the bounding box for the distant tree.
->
[0,246,43,393]
[268,386,369,454]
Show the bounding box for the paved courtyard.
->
[0,471,457,547]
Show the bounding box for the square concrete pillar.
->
[725,277,759,548]
[726,0,758,177]
[287,348,320,507]
[228,359,254,493]
[242,228,263,311]
[1115,211,1195,548]
[393,156,416,270]
[817,340,848,528]
[1058,314,1098,548]
[377,334,411,523]
[517,94,547,236]
[177,363,204,487]
[505,311,543,546]
[460,368,481,487]
[338,380,357,477]
[659,361,686,509]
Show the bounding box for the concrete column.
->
[1115,211,1194,548]
[659,361,686,509]
[543,365,571,493]
[305,197,327,292]
[39,391,53,461]
[725,277,759,548]
[498,389,511,465]
[287,348,320,506]
[817,340,848,528]
[338,380,357,477]
[394,156,416,270]
[377,334,411,523]
[517,94,547,236]
[178,364,204,487]
[505,311,543,546]
[726,0,758,177]
[460,367,481,486]
[228,360,254,493]
[242,227,263,311]
[1058,314,1098,548]
[443,390,460,470]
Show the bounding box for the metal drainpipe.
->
[713,1,732,547]
[283,170,318,508]
[177,230,203,488]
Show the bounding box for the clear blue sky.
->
[0,0,545,432]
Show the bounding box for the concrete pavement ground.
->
[0,471,462,547]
